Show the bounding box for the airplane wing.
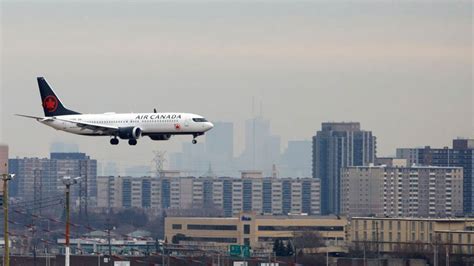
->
[16,114,54,122]
[55,117,118,135]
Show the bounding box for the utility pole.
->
[63,176,80,266]
[2,163,15,266]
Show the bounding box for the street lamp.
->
[62,176,81,266]
[1,171,15,266]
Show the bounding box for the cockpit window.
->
[193,118,208,122]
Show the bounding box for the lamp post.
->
[62,176,81,266]
[1,169,15,266]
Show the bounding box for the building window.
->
[172,224,182,230]
[244,238,250,246]
[412,232,416,241]
[244,224,250,234]
[187,224,237,231]
[389,221,393,230]
[397,221,401,230]
[420,222,424,231]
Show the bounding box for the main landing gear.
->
[110,137,137,146]
[110,138,119,145]
[192,139,197,144]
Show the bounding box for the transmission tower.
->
[152,151,167,178]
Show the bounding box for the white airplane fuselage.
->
[42,112,213,136]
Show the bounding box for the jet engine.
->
[118,126,142,139]
[148,134,171,141]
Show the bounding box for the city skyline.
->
[1,1,472,169]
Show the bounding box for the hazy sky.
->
[1,1,472,171]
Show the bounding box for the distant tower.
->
[272,164,279,179]
[203,163,217,178]
[152,151,167,178]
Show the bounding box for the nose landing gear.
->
[192,139,197,144]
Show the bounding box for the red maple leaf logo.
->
[175,124,181,130]
[43,96,58,112]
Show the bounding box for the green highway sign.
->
[229,245,242,256]
[242,245,250,258]
[229,245,251,258]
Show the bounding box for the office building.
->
[165,212,347,249]
[396,139,474,214]
[342,165,464,218]
[350,217,474,255]
[96,176,321,216]
[313,122,376,215]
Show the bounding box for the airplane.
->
[17,77,214,146]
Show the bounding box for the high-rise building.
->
[396,139,474,214]
[8,153,97,206]
[170,143,208,175]
[96,176,321,216]
[205,121,234,160]
[238,116,281,175]
[279,140,312,177]
[342,165,464,218]
[313,122,376,215]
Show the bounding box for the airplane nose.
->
[207,122,214,131]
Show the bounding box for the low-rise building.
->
[165,212,347,250]
[349,217,474,255]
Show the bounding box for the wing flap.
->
[55,118,118,135]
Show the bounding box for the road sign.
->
[242,246,250,258]
[229,245,251,258]
[229,245,242,256]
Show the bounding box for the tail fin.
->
[37,77,80,117]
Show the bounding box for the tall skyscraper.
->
[205,121,234,174]
[313,122,376,215]
[396,138,474,214]
[238,116,281,175]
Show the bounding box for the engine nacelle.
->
[148,134,171,141]
[118,127,142,140]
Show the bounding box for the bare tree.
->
[292,231,325,254]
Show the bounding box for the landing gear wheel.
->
[192,139,197,144]
[110,138,119,145]
[128,139,138,146]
